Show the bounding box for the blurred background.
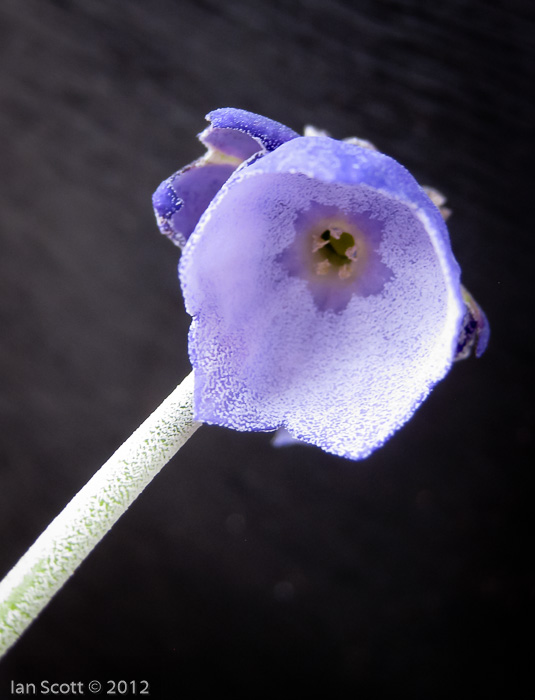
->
[0,0,532,696]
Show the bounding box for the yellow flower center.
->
[307,219,368,282]
[314,227,358,279]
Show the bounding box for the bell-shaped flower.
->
[154,109,488,460]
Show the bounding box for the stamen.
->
[316,259,331,276]
[313,228,358,277]
[339,264,352,280]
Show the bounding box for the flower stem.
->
[0,371,200,659]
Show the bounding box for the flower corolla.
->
[153,108,488,460]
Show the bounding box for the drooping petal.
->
[153,109,299,247]
[180,136,466,460]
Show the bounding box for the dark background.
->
[0,0,532,696]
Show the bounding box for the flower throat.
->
[314,227,357,279]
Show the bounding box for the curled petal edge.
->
[153,109,299,247]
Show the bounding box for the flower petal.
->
[201,108,299,157]
[271,427,307,448]
[455,286,490,360]
[152,160,237,247]
[153,109,299,247]
[180,137,466,460]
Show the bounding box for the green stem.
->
[0,372,200,659]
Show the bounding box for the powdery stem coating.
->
[0,372,200,659]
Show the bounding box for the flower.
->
[153,108,489,460]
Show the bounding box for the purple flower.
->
[154,109,489,460]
